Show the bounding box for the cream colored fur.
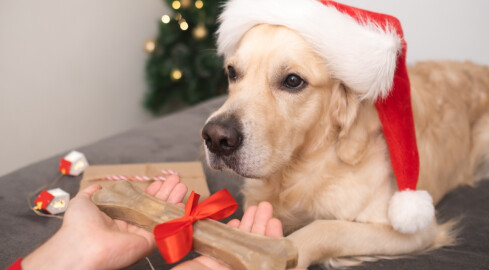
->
[204,25,489,268]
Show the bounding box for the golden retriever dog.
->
[201,24,489,267]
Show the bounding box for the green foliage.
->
[144,0,227,115]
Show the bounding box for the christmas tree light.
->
[161,15,171,24]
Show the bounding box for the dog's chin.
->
[205,151,265,179]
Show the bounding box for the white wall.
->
[0,0,168,176]
[339,0,489,65]
[1,0,488,177]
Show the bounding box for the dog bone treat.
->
[91,181,298,270]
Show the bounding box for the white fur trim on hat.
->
[388,190,435,234]
[217,0,402,100]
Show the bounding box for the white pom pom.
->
[388,190,435,234]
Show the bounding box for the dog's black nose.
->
[202,117,243,156]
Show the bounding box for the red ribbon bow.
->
[154,189,238,263]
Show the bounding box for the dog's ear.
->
[329,82,369,166]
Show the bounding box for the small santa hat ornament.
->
[34,188,70,214]
[217,0,434,234]
[59,150,88,176]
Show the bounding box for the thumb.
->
[77,184,102,199]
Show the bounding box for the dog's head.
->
[202,25,364,179]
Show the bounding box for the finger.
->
[251,201,273,235]
[113,219,130,231]
[167,183,188,204]
[77,184,102,199]
[190,256,231,270]
[145,180,163,196]
[154,175,180,201]
[165,174,180,182]
[238,205,257,232]
[227,219,240,228]
[265,218,283,238]
[176,202,185,208]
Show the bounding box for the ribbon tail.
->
[154,221,194,263]
[185,191,200,216]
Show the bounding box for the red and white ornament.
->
[34,188,70,215]
[59,151,88,176]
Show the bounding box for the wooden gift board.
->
[79,161,210,202]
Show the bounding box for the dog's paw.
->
[286,228,317,268]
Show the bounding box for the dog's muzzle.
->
[201,115,243,156]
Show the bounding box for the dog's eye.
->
[283,74,306,90]
[227,65,237,81]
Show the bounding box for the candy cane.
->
[161,169,178,176]
[130,175,151,181]
[104,169,178,182]
[105,175,164,181]
[105,175,130,181]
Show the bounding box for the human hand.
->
[22,175,187,270]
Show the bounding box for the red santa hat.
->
[216,0,434,234]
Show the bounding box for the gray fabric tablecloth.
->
[1,96,488,269]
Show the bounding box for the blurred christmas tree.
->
[144,0,227,115]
